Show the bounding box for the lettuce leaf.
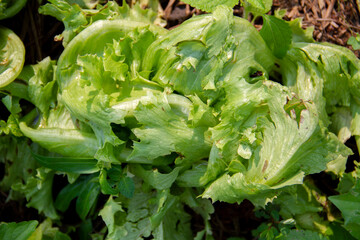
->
[39,0,165,46]
[0,0,27,19]
[0,26,25,88]
[0,221,38,240]
[56,19,166,162]
[143,5,274,101]
[279,42,360,175]
[201,78,351,206]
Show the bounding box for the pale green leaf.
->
[0,26,25,88]
[347,33,360,50]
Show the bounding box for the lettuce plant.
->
[1,0,360,239]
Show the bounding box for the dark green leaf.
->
[260,15,292,58]
[99,169,120,195]
[32,152,99,174]
[55,176,90,212]
[118,176,135,198]
[76,180,100,220]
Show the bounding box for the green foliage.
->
[260,15,292,58]
[329,163,360,239]
[347,33,360,50]
[180,0,240,12]
[0,0,27,19]
[242,0,272,16]
[2,1,360,239]
[0,221,38,240]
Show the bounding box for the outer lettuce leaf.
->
[0,114,22,136]
[0,136,37,193]
[129,164,182,190]
[288,18,314,43]
[28,218,71,240]
[277,229,329,240]
[0,221,38,240]
[330,185,360,239]
[201,78,350,206]
[0,26,25,88]
[39,0,165,46]
[283,42,360,112]
[260,15,292,59]
[0,0,27,20]
[279,42,360,175]
[142,5,274,102]
[99,186,193,240]
[12,167,59,220]
[329,163,360,239]
[20,105,99,158]
[272,178,337,235]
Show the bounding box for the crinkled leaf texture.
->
[12,167,59,219]
[99,185,194,240]
[279,42,360,175]
[39,0,165,46]
[0,137,37,193]
[143,5,274,102]
[129,93,212,163]
[56,19,166,162]
[201,78,350,206]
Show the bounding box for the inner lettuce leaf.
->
[56,18,217,164]
[200,78,351,206]
[56,20,167,162]
[129,92,212,164]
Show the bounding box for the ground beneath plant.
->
[1,1,360,239]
